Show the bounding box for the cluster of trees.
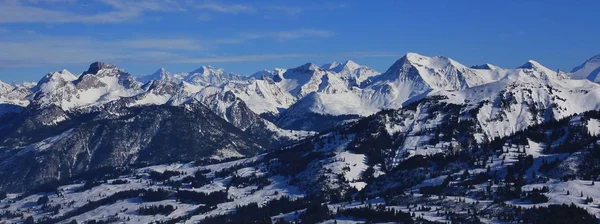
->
[298,203,331,223]
[110,179,129,185]
[522,203,597,223]
[175,190,228,205]
[35,188,170,223]
[522,187,549,204]
[149,170,183,182]
[180,169,210,188]
[538,158,561,173]
[229,173,270,189]
[214,163,253,178]
[140,189,172,202]
[37,195,50,205]
[336,206,413,223]
[138,204,175,216]
[78,180,105,192]
[0,210,23,220]
[202,196,312,224]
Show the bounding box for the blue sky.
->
[0,0,599,83]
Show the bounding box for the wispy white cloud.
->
[175,52,400,64]
[113,38,203,51]
[0,31,399,67]
[96,0,184,12]
[0,1,351,24]
[0,2,140,24]
[218,29,335,44]
[264,2,348,16]
[0,0,185,24]
[265,5,303,15]
[0,34,201,66]
[0,26,341,67]
[195,1,255,14]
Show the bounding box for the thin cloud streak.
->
[195,1,256,14]
[218,29,335,44]
[174,52,401,64]
[0,49,402,67]
[0,2,139,24]
[0,1,347,24]
[0,0,185,24]
[0,35,199,66]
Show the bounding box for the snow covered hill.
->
[3,108,600,223]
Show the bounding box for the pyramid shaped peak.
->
[85,61,118,75]
[190,65,224,74]
[518,60,546,70]
[342,60,361,70]
[587,54,600,62]
[151,68,170,77]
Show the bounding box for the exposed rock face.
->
[0,100,263,192]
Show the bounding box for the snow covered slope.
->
[5,108,600,223]
[437,60,600,139]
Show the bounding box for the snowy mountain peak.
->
[137,68,181,84]
[570,54,600,83]
[342,60,361,70]
[321,61,341,70]
[36,69,77,87]
[382,53,464,80]
[84,61,119,75]
[185,66,245,87]
[150,68,171,79]
[154,67,168,75]
[0,80,14,94]
[189,65,224,75]
[518,60,545,70]
[471,63,498,70]
[404,52,428,61]
[517,60,558,79]
[292,63,321,72]
[250,68,287,80]
[585,54,600,63]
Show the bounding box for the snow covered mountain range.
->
[3,53,600,133]
[2,53,600,223]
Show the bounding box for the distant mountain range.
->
[1,53,600,223]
